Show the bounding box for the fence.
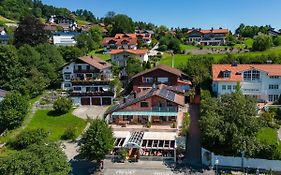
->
[202,148,281,172]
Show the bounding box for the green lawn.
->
[25,110,87,141]
[89,49,111,61]
[180,44,197,51]
[257,127,281,152]
[0,16,15,24]
[243,38,254,48]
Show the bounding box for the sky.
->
[41,0,281,31]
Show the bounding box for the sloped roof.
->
[187,28,229,34]
[132,64,187,79]
[212,64,281,82]
[78,56,112,70]
[109,49,148,55]
[105,86,185,115]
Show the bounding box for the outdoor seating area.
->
[140,149,174,157]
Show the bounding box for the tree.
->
[75,32,95,53]
[0,143,71,174]
[181,55,214,88]
[58,46,83,62]
[14,16,48,47]
[12,128,48,150]
[0,45,22,90]
[111,14,135,36]
[53,97,72,115]
[200,92,263,156]
[0,92,29,132]
[80,119,114,164]
[273,36,281,46]
[252,33,273,51]
[126,56,143,78]
[226,31,237,46]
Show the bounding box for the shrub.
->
[118,148,128,160]
[171,121,177,128]
[180,113,190,136]
[12,128,48,150]
[145,121,151,128]
[157,45,167,51]
[61,127,76,141]
[53,97,72,114]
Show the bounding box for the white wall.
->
[111,52,148,67]
[213,70,281,102]
[202,148,281,171]
[53,35,76,46]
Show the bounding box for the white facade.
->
[53,35,77,46]
[61,61,114,105]
[111,52,149,67]
[213,69,281,102]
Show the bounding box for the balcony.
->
[70,91,114,97]
[152,107,177,112]
[71,78,111,85]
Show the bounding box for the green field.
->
[159,46,281,67]
[89,49,111,61]
[25,110,87,141]
[0,16,15,24]
[257,127,281,152]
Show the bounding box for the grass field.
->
[257,127,281,152]
[0,16,15,24]
[159,46,281,67]
[89,49,111,61]
[25,110,87,141]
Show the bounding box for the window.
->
[86,74,92,78]
[269,84,279,89]
[64,83,71,87]
[64,74,71,80]
[157,77,169,83]
[227,85,232,90]
[140,102,149,107]
[77,65,82,71]
[86,65,91,70]
[270,76,279,79]
[73,86,82,91]
[243,70,260,81]
[222,85,226,90]
[223,71,231,78]
[144,77,154,83]
[268,95,279,102]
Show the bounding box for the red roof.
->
[131,64,187,79]
[109,49,148,55]
[78,56,112,70]
[212,64,281,82]
[187,28,229,34]
[102,37,138,45]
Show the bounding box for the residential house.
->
[52,31,79,46]
[212,64,281,102]
[0,27,10,45]
[61,56,114,105]
[104,84,187,161]
[0,89,7,102]
[268,28,281,36]
[109,49,149,67]
[102,33,152,51]
[187,28,229,46]
[131,65,191,93]
[102,34,138,51]
[48,15,77,31]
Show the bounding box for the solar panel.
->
[159,88,175,102]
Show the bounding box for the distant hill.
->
[0,0,95,25]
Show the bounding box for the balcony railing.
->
[151,107,178,112]
[71,79,111,85]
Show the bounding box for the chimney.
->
[231,61,238,67]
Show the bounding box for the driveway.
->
[72,105,109,120]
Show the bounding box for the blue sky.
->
[42,0,281,31]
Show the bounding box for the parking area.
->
[72,105,109,120]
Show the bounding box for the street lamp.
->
[215,157,219,175]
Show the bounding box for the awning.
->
[112,111,178,116]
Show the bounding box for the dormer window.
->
[243,70,260,81]
[223,70,231,78]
